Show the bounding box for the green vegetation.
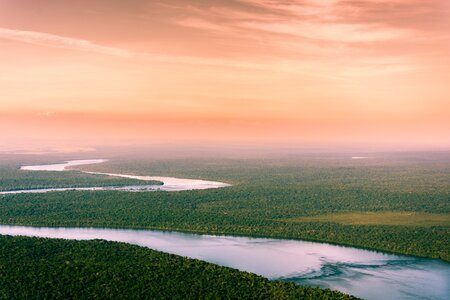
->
[0,158,160,191]
[0,235,355,299]
[0,152,449,262]
[283,212,450,226]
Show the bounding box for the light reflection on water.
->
[0,159,230,194]
[0,225,448,300]
[2,160,449,298]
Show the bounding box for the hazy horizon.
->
[1,0,449,151]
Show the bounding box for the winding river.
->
[0,159,230,194]
[0,160,449,299]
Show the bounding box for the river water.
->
[0,225,448,300]
[0,159,230,194]
[0,160,448,299]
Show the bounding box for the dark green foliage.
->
[0,161,160,192]
[0,235,355,299]
[0,152,448,261]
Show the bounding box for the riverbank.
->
[1,155,448,270]
[0,235,356,299]
[0,159,229,193]
[1,224,448,300]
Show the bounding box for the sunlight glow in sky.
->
[0,0,449,150]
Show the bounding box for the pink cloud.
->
[0,27,131,57]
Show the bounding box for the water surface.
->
[20,159,108,171]
[2,159,449,299]
[0,159,230,194]
[0,225,448,300]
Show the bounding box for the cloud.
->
[1,1,447,78]
[241,21,415,43]
[175,18,231,32]
[0,27,131,57]
[168,0,448,77]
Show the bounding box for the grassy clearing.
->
[1,152,449,261]
[283,211,450,226]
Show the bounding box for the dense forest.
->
[0,169,160,192]
[0,152,448,262]
[0,235,355,299]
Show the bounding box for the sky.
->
[0,0,449,151]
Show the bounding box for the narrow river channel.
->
[0,160,448,299]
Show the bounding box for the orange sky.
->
[0,0,449,151]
